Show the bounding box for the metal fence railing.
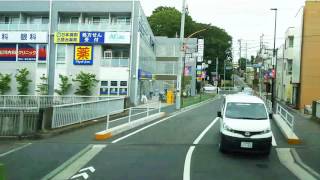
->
[0,95,111,108]
[100,58,129,67]
[0,109,39,136]
[51,97,125,129]
[105,101,162,130]
[276,103,295,131]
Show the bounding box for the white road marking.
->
[272,133,277,147]
[43,144,106,180]
[70,166,96,180]
[0,143,32,158]
[79,166,95,173]
[112,99,219,144]
[291,148,320,179]
[183,117,219,180]
[276,148,317,180]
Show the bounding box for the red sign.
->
[18,44,36,61]
[38,45,47,61]
[0,44,16,61]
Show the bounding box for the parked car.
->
[203,84,218,93]
[217,94,272,155]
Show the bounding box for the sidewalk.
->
[276,100,320,174]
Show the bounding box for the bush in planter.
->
[15,68,32,95]
[73,71,98,96]
[0,73,11,95]
[55,74,72,95]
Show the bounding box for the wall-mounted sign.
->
[197,39,204,57]
[138,69,153,80]
[80,32,105,44]
[18,44,36,61]
[74,45,93,65]
[0,32,48,43]
[54,32,80,44]
[38,44,47,62]
[0,44,16,61]
[105,32,131,44]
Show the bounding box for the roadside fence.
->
[276,103,295,131]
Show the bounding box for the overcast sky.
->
[139,0,305,58]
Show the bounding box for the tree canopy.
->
[148,6,233,78]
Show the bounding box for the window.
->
[42,17,49,24]
[110,88,118,95]
[225,102,268,120]
[111,81,118,86]
[93,17,100,24]
[120,81,127,86]
[71,17,79,24]
[56,44,66,64]
[287,60,293,75]
[100,88,108,95]
[101,81,108,86]
[289,36,294,48]
[119,88,127,95]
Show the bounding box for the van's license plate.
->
[241,142,253,148]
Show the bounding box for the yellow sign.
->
[54,32,80,43]
[74,45,93,65]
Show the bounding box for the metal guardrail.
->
[51,97,125,129]
[276,103,295,131]
[100,58,129,67]
[105,101,162,130]
[316,101,320,119]
[0,95,111,108]
[0,108,39,136]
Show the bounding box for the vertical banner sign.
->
[0,44,16,61]
[74,45,93,65]
[38,44,47,62]
[18,44,36,61]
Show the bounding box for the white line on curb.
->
[183,117,219,180]
[276,148,317,180]
[112,98,220,144]
[0,143,32,158]
[272,133,277,147]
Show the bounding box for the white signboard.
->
[0,32,48,43]
[197,39,204,56]
[104,32,131,44]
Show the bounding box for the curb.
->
[95,112,166,140]
[273,114,301,145]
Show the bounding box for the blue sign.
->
[138,69,153,80]
[80,32,105,44]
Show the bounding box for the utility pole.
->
[271,8,278,110]
[238,39,242,61]
[176,0,186,110]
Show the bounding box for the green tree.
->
[239,58,247,71]
[36,74,48,95]
[73,71,99,96]
[0,73,11,95]
[55,74,72,95]
[148,7,233,78]
[15,68,32,95]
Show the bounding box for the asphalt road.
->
[0,98,314,180]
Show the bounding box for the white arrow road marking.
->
[79,166,95,173]
[183,117,219,180]
[44,144,106,180]
[70,172,89,180]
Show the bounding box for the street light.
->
[271,8,278,110]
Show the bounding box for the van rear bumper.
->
[221,134,272,153]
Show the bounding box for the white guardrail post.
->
[128,108,132,123]
[106,114,110,130]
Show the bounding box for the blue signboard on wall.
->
[138,69,153,80]
[80,32,105,44]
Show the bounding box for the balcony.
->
[57,23,131,32]
[101,58,129,67]
[0,23,49,31]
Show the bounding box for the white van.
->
[217,94,272,154]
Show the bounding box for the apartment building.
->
[0,0,156,105]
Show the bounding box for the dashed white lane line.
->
[0,143,32,158]
[112,98,219,144]
[183,117,219,180]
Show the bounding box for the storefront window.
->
[120,81,127,86]
[110,88,118,95]
[111,81,118,87]
[56,44,66,64]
